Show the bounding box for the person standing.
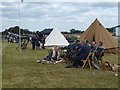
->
[10,36,13,43]
[35,35,41,50]
[31,34,36,50]
[41,34,46,49]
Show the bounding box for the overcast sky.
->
[1,1,119,32]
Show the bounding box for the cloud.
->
[2,0,119,2]
[91,2,117,9]
[1,2,118,32]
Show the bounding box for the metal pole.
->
[19,1,21,52]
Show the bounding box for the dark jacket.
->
[76,44,91,60]
[36,37,41,46]
[90,46,97,52]
[31,36,36,44]
[67,44,74,51]
[95,46,104,59]
[72,43,82,50]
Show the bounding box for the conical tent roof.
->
[79,18,118,49]
[45,28,69,46]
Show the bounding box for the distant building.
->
[113,25,120,36]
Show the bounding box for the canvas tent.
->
[79,18,119,53]
[39,28,53,35]
[45,28,69,46]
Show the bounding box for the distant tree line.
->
[2,26,114,35]
[106,28,114,32]
[62,28,84,34]
[2,26,33,35]
[62,28,114,34]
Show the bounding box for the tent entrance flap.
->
[92,35,95,42]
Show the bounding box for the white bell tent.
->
[44,28,69,47]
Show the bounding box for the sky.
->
[0,0,119,32]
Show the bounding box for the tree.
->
[106,28,113,33]
[2,26,33,35]
[61,31,70,34]
[70,28,83,34]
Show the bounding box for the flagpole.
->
[19,0,21,52]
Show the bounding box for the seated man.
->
[86,40,91,46]
[66,40,82,57]
[64,40,82,64]
[91,41,104,69]
[90,41,97,53]
[44,49,53,61]
[67,41,74,52]
[95,41,104,59]
[72,40,82,51]
[65,40,91,68]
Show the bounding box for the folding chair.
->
[62,50,75,65]
[90,50,104,69]
[63,54,74,65]
[16,40,29,49]
[97,51,104,69]
[81,52,93,69]
[21,42,28,49]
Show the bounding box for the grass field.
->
[2,41,119,88]
[0,41,2,89]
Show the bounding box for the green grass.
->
[0,41,2,89]
[2,41,119,88]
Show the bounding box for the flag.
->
[21,0,23,3]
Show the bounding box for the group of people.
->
[39,39,104,68]
[65,40,104,68]
[37,46,63,64]
[31,33,46,50]
[5,35,19,43]
[3,32,46,50]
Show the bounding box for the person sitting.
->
[44,49,53,61]
[91,41,104,69]
[44,47,60,61]
[65,40,91,68]
[65,40,81,64]
[67,40,82,56]
[72,40,82,51]
[67,41,74,52]
[86,40,91,46]
[95,41,104,59]
[53,46,59,60]
[90,41,97,53]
